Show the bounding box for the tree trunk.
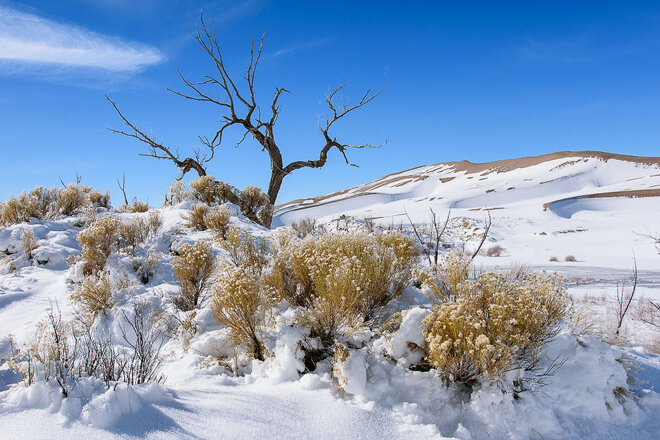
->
[267,168,286,206]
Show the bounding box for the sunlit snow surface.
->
[1,152,660,439]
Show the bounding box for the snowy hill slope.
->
[275,151,660,270]
[0,193,659,439]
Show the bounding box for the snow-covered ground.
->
[1,151,660,439]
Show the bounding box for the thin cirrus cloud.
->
[270,37,336,59]
[0,5,164,72]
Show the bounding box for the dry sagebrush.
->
[189,175,240,205]
[21,228,39,260]
[1,184,112,226]
[70,273,114,320]
[119,211,162,254]
[183,203,210,230]
[265,230,418,346]
[414,249,472,304]
[212,264,268,361]
[171,240,216,311]
[204,205,232,238]
[219,227,269,274]
[423,272,569,386]
[119,199,150,213]
[78,216,122,275]
[239,185,272,225]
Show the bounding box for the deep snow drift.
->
[1,151,659,440]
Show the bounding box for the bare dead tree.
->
[107,12,385,227]
[116,173,129,206]
[615,258,638,337]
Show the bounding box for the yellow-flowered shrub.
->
[423,272,568,385]
[211,264,267,361]
[265,231,418,346]
[77,216,122,275]
[171,240,216,311]
[70,273,114,319]
[414,249,472,304]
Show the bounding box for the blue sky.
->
[1,1,659,206]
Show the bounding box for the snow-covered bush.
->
[204,205,232,239]
[9,304,166,394]
[290,217,321,238]
[414,249,472,304]
[183,203,210,230]
[70,273,114,320]
[119,199,149,213]
[78,216,122,275]
[423,272,569,387]
[219,227,269,274]
[0,184,112,226]
[171,240,216,311]
[21,227,38,260]
[164,180,189,205]
[189,175,239,205]
[119,216,152,254]
[189,175,223,205]
[239,185,271,225]
[211,264,268,361]
[9,310,76,395]
[119,212,161,254]
[133,253,158,284]
[88,189,111,208]
[266,231,417,349]
[485,244,502,257]
[57,184,90,216]
[0,186,56,225]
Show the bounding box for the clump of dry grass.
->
[57,184,90,216]
[565,255,576,262]
[119,212,162,254]
[549,256,558,262]
[0,187,56,225]
[88,189,111,208]
[133,253,158,284]
[0,184,114,226]
[423,272,569,386]
[171,240,216,311]
[120,217,151,254]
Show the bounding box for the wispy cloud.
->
[270,37,336,58]
[0,5,164,72]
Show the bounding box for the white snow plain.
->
[1,152,660,439]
